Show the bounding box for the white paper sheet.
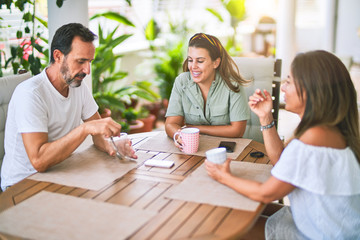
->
[0,191,156,240]
[29,145,145,191]
[164,162,273,211]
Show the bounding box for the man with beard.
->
[1,23,136,191]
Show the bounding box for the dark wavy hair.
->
[50,23,97,63]
[182,33,249,92]
[292,50,360,163]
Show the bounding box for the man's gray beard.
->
[66,78,82,88]
[61,58,83,88]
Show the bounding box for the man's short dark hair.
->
[50,23,97,63]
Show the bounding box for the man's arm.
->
[22,113,121,172]
[85,112,114,154]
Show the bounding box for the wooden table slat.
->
[54,185,77,194]
[0,179,39,213]
[67,187,88,197]
[131,182,172,209]
[106,178,158,206]
[150,201,200,240]
[171,204,216,240]
[130,169,185,182]
[236,146,253,162]
[89,177,135,202]
[172,155,205,176]
[214,206,264,239]
[191,206,231,238]
[128,172,183,185]
[13,181,52,204]
[42,183,64,193]
[144,186,176,213]
[128,199,185,240]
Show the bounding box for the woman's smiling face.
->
[187,47,220,85]
[281,71,306,117]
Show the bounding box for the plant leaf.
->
[16,30,22,39]
[90,12,135,27]
[22,12,32,22]
[224,0,246,21]
[56,0,64,8]
[125,0,132,6]
[145,18,159,41]
[206,8,224,22]
[35,16,48,28]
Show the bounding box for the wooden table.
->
[0,132,271,240]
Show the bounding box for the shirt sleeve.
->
[15,88,48,133]
[165,75,185,117]
[229,86,250,122]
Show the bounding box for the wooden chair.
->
[233,57,282,143]
[0,71,31,190]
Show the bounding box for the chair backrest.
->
[233,57,281,143]
[0,72,32,166]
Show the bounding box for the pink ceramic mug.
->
[173,128,200,154]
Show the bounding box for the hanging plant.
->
[0,0,64,76]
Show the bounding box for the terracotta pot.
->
[162,99,169,109]
[138,114,156,132]
[100,108,111,118]
[129,120,145,134]
[144,102,162,128]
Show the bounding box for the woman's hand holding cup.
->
[173,127,200,154]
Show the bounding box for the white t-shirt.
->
[272,139,360,239]
[1,69,98,190]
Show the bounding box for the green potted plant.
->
[90,11,159,127]
[144,18,188,119]
[121,107,144,134]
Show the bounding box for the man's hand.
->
[108,134,138,160]
[84,117,122,138]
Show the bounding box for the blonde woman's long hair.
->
[182,33,249,92]
[292,50,360,163]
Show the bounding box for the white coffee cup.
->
[206,147,227,164]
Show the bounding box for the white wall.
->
[295,0,360,63]
[335,0,360,63]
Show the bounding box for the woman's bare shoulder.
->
[299,126,346,149]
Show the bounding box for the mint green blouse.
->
[165,72,250,125]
